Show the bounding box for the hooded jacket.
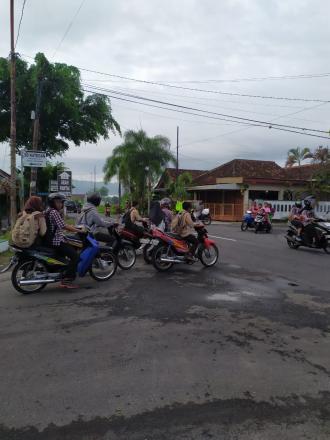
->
[76,202,113,232]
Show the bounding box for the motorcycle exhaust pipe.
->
[160,257,185,263]
[18,278,58,286]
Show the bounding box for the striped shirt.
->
[46,208,65,246]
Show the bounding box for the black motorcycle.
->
[286,219,330,253]
[191,209,212,226]
[7,231,117,294]
[254,213,272,233]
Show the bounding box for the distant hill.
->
[72,180,118,195]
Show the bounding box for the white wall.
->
[268,201,330,220]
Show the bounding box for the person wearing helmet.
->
[160,198,173,232]
[300,199,316,244]
[76,193,114,243]
[46,193,82,288]
[176,201,199,259]
[289,200,303,240]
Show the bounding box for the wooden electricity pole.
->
[10,0,17,225]
[176,126,179,182]
[30,79,43,196]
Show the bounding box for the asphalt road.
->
[0,223,329,439]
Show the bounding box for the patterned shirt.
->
[46,208,65,246]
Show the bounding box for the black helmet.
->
[48,192,66,207]
[182,201,192,211]
[87,192,101,207]
[304,199,312,208]
[295,200,302,208]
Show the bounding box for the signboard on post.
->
[57,171,72,195]
[49,180,58,193]
[22,150,47,168]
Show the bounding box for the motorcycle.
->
[106,224,137,270]
[7,229,117,294]
[119,221,159,264]
[286,219,330,253]
[254,213,272,233]
[241,210,255,231]
[151,224,219,271]
[192,208,212,225]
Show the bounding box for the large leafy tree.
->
[285,147,312,167]
[168,172,193,200]
[0,53,120,155]
[103,129,175,207]
[312,146,330,164]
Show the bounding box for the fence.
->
[268,201,330,220]
[204,203,243,221]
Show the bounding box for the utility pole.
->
[176,126,179,182]
[93,166,96,192]
[30,79,43,196]
[9,0,17,225]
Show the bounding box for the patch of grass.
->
[0,231,11,241]
[0,249,13,267]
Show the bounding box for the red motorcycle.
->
[151,225,219,271]
[119,222,156,264]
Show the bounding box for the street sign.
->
[49,180,58,192]
[57,170,72,195]
[22,150,47,168]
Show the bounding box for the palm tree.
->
[285,147,312,167]
[312,146,330,164]
[103,129,175,208]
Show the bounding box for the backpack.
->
[171,212,186,235]
[11,212,39,248]
[122,208,134,226]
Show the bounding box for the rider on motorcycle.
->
[76,193,115,244]
[300,199,316,245]
[46,193,81,289]
[176,201,199,259]
[289,201,303,240]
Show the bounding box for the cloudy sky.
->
[1,0,329,181]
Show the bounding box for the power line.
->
[83,87,330,141]
[79,67,330,103]
[83,84,330,134]
[52,0,87,58]
[15,0,28,49]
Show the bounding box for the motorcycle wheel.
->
[241,221,248,231]
[287,238,300,249]
[203,216,212,226]
[143,243,154,264]
[152,244,174,272]
[199,244,219,267]
[89,251,117,281]
[117,244,136,270]
[11,259,48,294]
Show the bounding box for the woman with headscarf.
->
[12,196,47,248]
[149,200,165,230]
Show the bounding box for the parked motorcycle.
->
[151,224,219,271]
[254,214,272,233]
[286,219,330,253]
[7,230,117,294]
[241,210,255,231]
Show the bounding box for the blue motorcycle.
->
[241,210,255,231]
[8,229,117,294]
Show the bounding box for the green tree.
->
[285,147,312,167]
[312,146,330,164]
[98,186,109,197]
[103,129,175,207]
[168,172,193,200]
[0,53,120,155]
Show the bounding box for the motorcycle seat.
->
[167,232,184,240]
[33,245,58,256]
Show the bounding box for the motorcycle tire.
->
[202,216,211,226]
[11,259,48,294]
[117,244,136,270]
[152,244,174,272]
[89,251,117,281]
[241,221,248,231]
[199,244,219,267]
[143,243,153,264]
[287,238,300,249]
